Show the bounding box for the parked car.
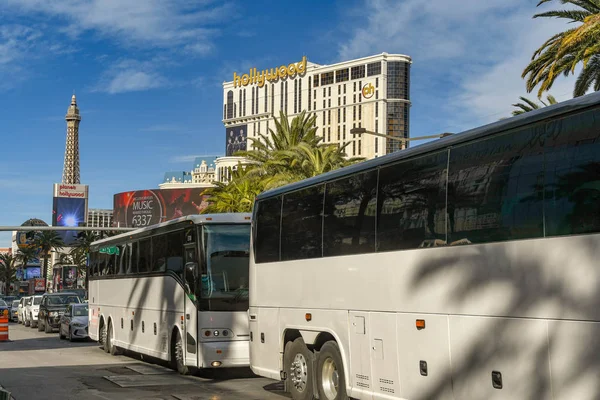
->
[59,303,89,341]
[10,300,19,322]
[17,296,29,324]
[38,292,81,333]
[23,297,33,326]
[24,295,43,328]
[0,300,9,318]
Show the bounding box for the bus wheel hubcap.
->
[322,357,339,399]
[290,353,308,392]
[176,338,184,365]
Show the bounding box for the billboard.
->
[225,124,247,156]
[113,188,211,228]
[52,266,77,291]
[52,183,88,246]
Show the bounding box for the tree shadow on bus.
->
[409,237,600,399]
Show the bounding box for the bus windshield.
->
[200,224,250,311]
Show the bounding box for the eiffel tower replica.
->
[62,94,81,184]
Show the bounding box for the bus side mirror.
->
[185,262,198,283]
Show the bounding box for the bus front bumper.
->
[200,340,249,368]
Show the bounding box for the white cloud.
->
[92,59,168,94]
[3,0,230,53]
[338,0,581,130]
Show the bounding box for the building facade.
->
[87,209,113,228]
[222,53,411,159]
[159,156,247,189]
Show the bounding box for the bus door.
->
[184,243,199,368]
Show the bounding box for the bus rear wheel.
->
[284,338,314,400]
[316,341,347,400]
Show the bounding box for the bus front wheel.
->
[172,330,190,375]
[284,338,314,400]
[316,341,348,400]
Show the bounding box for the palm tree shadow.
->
[409,237,600,399]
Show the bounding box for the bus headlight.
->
[222,330,229,337]
[213,330,219,337]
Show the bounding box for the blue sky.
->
[0,0,577,245]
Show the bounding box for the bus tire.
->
[172,329,190,375]
[102,320,110,353]
[284,338,315,400]
[316,341,348,400]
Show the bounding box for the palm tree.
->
[33,231,64,282]
[523,0,600,97]
[202,164,265,213]
[0,253,17,295]
[511,94,558,116]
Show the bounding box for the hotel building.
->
[222,52,411,159]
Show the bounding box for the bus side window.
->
[166,230,184,276]
[128,242,138,274]
[152,235,167,272]
[138,238,151,274]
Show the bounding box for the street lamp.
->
[349,127,453,142]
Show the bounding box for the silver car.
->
[59,303,89,341]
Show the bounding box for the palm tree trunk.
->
[43,254,48,284]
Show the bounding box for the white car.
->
[25,295,43,328]
[18,296,30,324]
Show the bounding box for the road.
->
[0,321,288,400]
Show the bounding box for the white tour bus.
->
[88,213,251,374]
[249,91,600,399]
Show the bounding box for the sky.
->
[0,0,580,245]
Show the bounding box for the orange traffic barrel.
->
[0,309,8,341]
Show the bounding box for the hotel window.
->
[358,140,361,155]
[343,108,346,122]
[299,79,302,112]
[387,61,409,100]
[337,127,340,141]
[337,109,341,123]
[239,90,242,116]
[353,82,356,92]
[359,105,362,120]
[351,65,365,79]
[353,94,356,103]
[338,97,340,106]
[353,106,356,120]
[223,104,226,119]
[226,91,233,119]
[338,86,341,95]
[323,88,326,98]
[285,81,288,112]
[256,85,260,113]
[314,101,316,109]
[376,78,379,88]
[336,68,349,83]
[328,126,331,142]
[359,92,362,103]
[352,141,356,156]
[314,89,317,99]
[376,102,379,117]
[294,80,298,113]
[367,61,381,76]
[343,84,346,94]
[328,87,331,96]
[280,82,284,111]
[323,99,326,108]
[251,87,255,115]
[308,79,312,111]
[313,75,319,87]
[328,99,331,107]
[321,71,334,85]
[376,90,379,99]
[328,109,331,124]
[343,96,346,105]
[343,125,346,140]
[243,89,246,116]
[265,85,268,112]
[323,111,326,125]
[271,84,275,114]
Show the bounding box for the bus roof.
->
[91,213,251,246]
[256,90,600,201]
